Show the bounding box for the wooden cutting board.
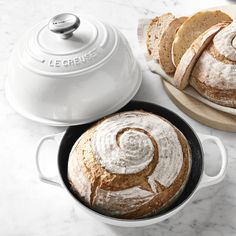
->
[162,80,236,132]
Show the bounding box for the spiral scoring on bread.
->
[191,22,236,93]
[92,113,156,174]
[93,126,154,174]
[91,111,183,189]
[214,23,236,61]
[117,128,154,173]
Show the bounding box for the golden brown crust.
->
[190,75,236,108]
[68,110,191,219]
[120,128,190,219]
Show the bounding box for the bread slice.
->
[146,17,159,57]
[174,22,230,90]
[172,10,232,67]
[159,16,188,74]
[146,13,175,61]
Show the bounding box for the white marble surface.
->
[1,0,236,235]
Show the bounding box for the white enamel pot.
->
[35,101,227,227]
[6,13,142,126]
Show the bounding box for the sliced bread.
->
[146,13,175,61]
[174,22,230,90]
[159,16,188,74]
[172,10,232,67]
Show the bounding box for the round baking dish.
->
[35,101,227,227]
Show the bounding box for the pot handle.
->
[197,133,227,190]
[35,133,64,187]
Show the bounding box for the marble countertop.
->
[1,0,236,235]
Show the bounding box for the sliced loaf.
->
[172,10,232,67]
[174,22,230,90]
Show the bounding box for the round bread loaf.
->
[68,110,191,219]
[191,23,236,108]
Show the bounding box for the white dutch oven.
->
[6,13,142,126]
[35,101,227,227]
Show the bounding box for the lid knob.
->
[48,13,80,39]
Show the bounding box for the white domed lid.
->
[7,13,142,126]
[19,13,118,75]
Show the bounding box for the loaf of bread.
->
[191,23,236,108]
[68,110,191,219]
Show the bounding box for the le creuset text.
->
[49,49,97,67]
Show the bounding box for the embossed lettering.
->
[74,57,79,65]
[48,49,98,68]
[68,59,74,66]
[49,60,54,67]
[55,60,60,67]
[63,60,68,67]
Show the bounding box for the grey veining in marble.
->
[0,0,235,235]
